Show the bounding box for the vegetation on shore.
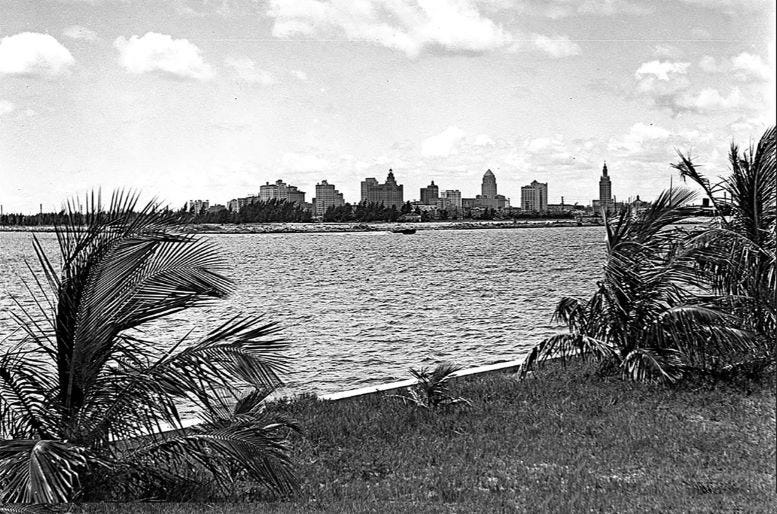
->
[77,360,775,512]
[0,192,297,503]
[524,127,775,384]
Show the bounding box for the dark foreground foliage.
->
[76,360,775,512]
[0,192,297,504]
[525,127,776,383]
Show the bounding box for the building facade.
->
[468,169,508,210]
[259,180,306,205]
[520,180,548,212]
[420,181,439,205]
[439,189,462,210]
[187,199,209,213]
[481,169,497,199]
[314,180,345,216]
[360,169,404,207]
[598,162,613,213]
[227,196,259,212]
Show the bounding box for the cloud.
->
[0,100,15,117]
[224,57,275,85]
[63,25,98,41]
[635,60,690,81]
[731,52,771,81]
[267,0,513,58]
[290,69,308,80]
[421,126,466,157]
[0,32,75,77]
[674,87,743,113]
[114,32,213,80]
[699,52,771,81]
[530,34,581,58]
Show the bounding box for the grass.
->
[79,361,775,512]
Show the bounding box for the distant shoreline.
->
[0,217,714,234]
[0,219,601,234]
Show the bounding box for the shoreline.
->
[0,219,598,234]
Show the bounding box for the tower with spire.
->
[598,161,613,213]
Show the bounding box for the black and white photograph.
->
[0,0,775,510]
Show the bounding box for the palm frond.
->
[621,348,685,384]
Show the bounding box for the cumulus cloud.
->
[635,60,690,81]
[267,0,513,58]
[530,34,581,58]
[224,57,275,85]
[731,52,771,81]
[0,32,75,77]
[114,32,213,80]
[674,87,743,113]
[699,52,771,81]
[63,25,98,41]
[421,126,466,157]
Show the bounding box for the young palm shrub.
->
[392,363,470,409]
[0,192,297,503]
[673,126,776,374]
[521,188,757,383]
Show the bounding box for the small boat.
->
[391,228,416,234]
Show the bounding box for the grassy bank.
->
[82,361,775,512]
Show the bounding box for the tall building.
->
[420,181,439,205]
[259,180,306,205]
[465,169,508,210]
[520,180,548,212]
[314,180,345,216]
[360,169,404,207]
[481,169,497,199]
[598,162,613,212]
[439,189,462,210]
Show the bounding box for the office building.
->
[420,181,439,205]
[314,180,345,216]
[520,180,548,212]
[259,180,306,205]
[438,189,462,210]
[360,169,404,207]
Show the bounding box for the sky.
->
[0,0,775,213]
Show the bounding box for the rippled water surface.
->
[0,227,604,396]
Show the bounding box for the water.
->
[0,227,604,399]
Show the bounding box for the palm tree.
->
[0,192,297,503]
[392,363,470,409]
[522,187,757,383]
[673,126,776,371]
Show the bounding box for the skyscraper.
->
[420,181,439,205]
[599,162,613,212]
[481,169,497,199]
[466,169,508,209]
[520,181,548,212]
[360,169,404,207]
[314,180,345,216]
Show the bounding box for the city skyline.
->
[1,1,775,213]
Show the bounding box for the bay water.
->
[0,227,604,400]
